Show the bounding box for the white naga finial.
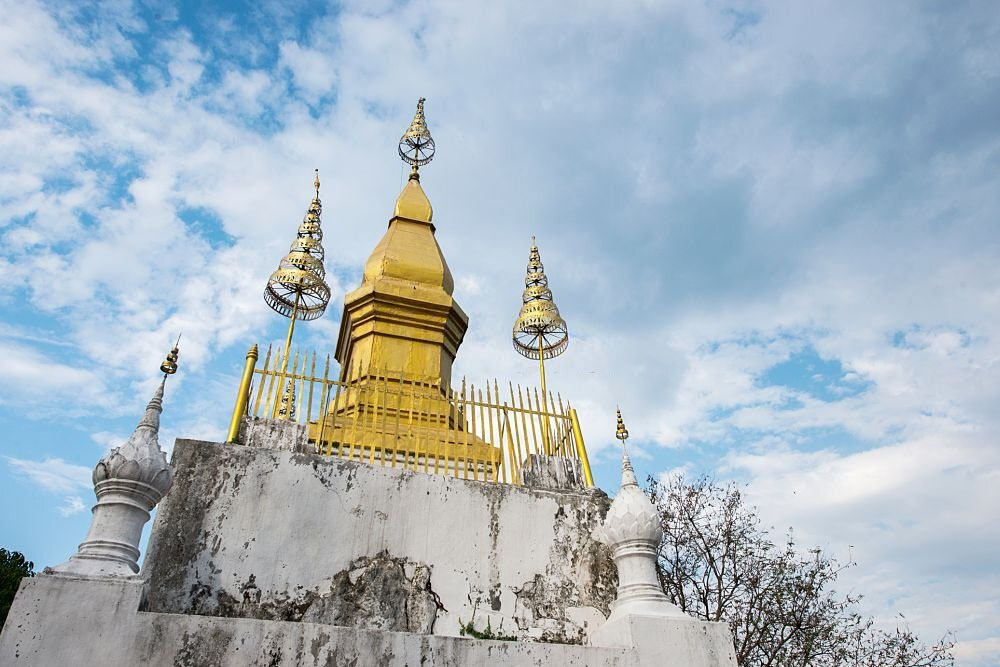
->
[50,356,176,577]
[600,410,686,621]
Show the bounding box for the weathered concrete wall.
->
[0,575,632,666]
[141,439,616,644]
[238,417,310,453]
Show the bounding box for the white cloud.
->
[90,431,126,452]
[6,456,92,494]
[57,495,87,517]
[954,637,1000,665]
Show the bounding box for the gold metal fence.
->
[226,344,594,487]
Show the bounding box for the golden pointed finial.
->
[615,408,630,444]
[159,334,181,377]
[393,100,435,221]
[617,408,638,487]
[264,172,331,323]
[398,97,435,170]
[513,238,569,360]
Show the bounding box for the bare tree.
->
[647,475,954,667]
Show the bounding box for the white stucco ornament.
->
[602,452,662,546]
[600,448,686,621]
[93,381,173,495]
[50,379,173,577]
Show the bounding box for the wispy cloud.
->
[7,456,92,495]
[57,495,87,517]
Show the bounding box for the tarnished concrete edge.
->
[156,437,607,505]
[1,575,635,667]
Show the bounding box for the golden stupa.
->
[227,99,593,486]
[316,99,493,476]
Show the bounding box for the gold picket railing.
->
[226,344,594,487]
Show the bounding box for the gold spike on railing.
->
[570,407,593,487]
[295,351,306,422]
[305,351,316,424]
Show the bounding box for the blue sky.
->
[1,0,999,663]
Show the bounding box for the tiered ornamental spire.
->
[264,170,331,323]
[264,170,331,417]
[398,97,435,172]
[513,238,569,361]
[513,237,569,452]
[615,407,629,444]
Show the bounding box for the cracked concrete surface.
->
[142,439,615,643]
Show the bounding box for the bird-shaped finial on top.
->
[615,408,630,445]
[159,335,181,377]
[398,97,435,177]
[313,168,320,200]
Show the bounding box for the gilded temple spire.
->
[513,238,569,361]
[223,99,594,488]
[398,97,435,177]
[513,237,569,453]
[393,98,436,221]
[334,96,466,387]
[263,171,331,416]
[159,334,181,378]
[615,408,630,446]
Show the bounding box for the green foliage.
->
[1,549,35,630]
[647,475,954,667]
[458,604,518,641]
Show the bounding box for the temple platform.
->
[0,435,735,666]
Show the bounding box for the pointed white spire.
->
[599,411,686,622]
[620,446,638,488]
[91,378,172,496]
[51,362,177,577]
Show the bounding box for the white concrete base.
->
[0,574,632,666]
[591,614,737,667]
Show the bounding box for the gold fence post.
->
[569,408,594,487]
[226,344,259,443]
